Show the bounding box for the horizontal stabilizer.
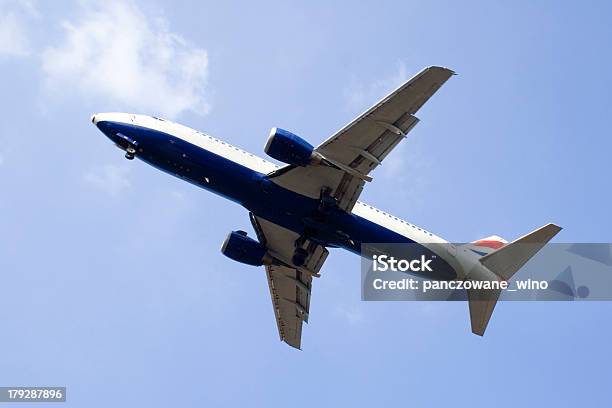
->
[468,223,562,336]
[479,223,562,281]
[468,287,502,336]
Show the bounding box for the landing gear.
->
[125,146,136,160]
[292,247,308,267]
[289,188,338,267]
[291,235,309,267]
[318,187,338,215]
[116,133,139,160]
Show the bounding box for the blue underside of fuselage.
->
[95,121,457,280]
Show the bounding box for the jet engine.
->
[263,127,373,182]
[221,230,270,266]
[264,128,314,166]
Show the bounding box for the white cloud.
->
[41,1,210,119]
[84,163,130,196]
[0,11,31,56]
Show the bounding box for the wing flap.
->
[251,214,328,349]
[266,264,310,348]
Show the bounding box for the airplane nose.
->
[91,114,97,124]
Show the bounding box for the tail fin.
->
[467,235,508,257]
[479,223,562,281]
[468,223,562,336]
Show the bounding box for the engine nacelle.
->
[264,127,314,166]
[221,230,268,266]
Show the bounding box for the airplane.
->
[91,66,561,349]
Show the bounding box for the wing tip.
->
[427,65,456,76]
[533,223,563,241]
[472,328,485,336]
[284,339,302,350]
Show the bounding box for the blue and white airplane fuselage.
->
[93,113,458,279]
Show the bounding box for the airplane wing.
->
[250,213,329,349]
[269,66,454,211]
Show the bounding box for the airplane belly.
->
[134,131,261,204]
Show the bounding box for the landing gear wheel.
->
[292,247,308,267]
[125,146,136,160]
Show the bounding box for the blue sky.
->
[0,0,611,406]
